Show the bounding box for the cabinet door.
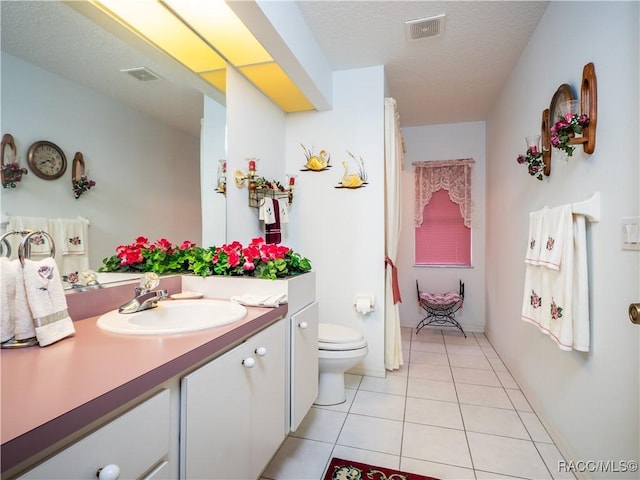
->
[290,301,319,431]
[19,390,170,480]
[180,342,251,480]
[249,320,286,478]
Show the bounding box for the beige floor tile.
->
[488,357,508,372]
[460,404,529,439]
[410,341,447,353]
[467,432,551,479]
[413,330,444,343]
[337,414,403,455]
[405,396,464,429]
[410,350,450,366]
[315,387,357,413]
[408,363,453,382]
[400,457,475,480]
[519,411,553,443]
[445,343,485,357]
[535,442,578,479]
[443,331,479,345]
[402,423,473,468]
[449,354,492,370]
[452,367,501,387]
[359,373,408,396]
[290,406,347,443]
[329,445,400,471]
[505,388,533,412]
[407,377,458,403]
[455,383,513,409]
[345,373,363,389]
[496,370,519,388]
[262,436,333,480]
[350,390,406,421]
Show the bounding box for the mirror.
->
[0,1,227,288]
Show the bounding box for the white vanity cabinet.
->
[180,319,286,480]
[19,389,171,480]
[182,272,319,432]
[290,301,319,430]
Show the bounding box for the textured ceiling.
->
[297,1,549,127]
[1,1,549,134]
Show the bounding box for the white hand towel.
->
[570,215,590,351]
[1,257,17,342]
[56,217,89,255]
[23,258,75,346]
[538,205,572,271]
[8,216,51,255]
[13,264,36,340]
[524,208,547,265]
[259,197,276,225]
[278,200,289,224]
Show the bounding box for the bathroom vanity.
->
[1,272,317,480]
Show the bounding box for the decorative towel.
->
[278,200,289,224]
[230,293,287,307]
[22,257,75,346]
[538,205,572,270]
[521,206,590,351]
[259,197,277,225]
[265,198,281,244]
[56,217,89,255]
[7,216,51,256]
[524,207,547,265]
[0,257,17,342]
[13,263,36,340]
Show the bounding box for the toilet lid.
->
[318,323,367,350]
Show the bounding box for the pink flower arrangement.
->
[516,144,544,181]
[550,113,589,157]
[101,237,311,279]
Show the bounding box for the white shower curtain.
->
[384,98,404,371]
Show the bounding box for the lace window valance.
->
[414,158,474,228]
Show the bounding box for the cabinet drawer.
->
[19,389,171,480]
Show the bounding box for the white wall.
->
[399,122,486,332]
[285,66,387,376]
[225,67,286,243]
[485,1,639,474]
[1,54,202,267]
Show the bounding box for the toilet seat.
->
[318,323,367,351]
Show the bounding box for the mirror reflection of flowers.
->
[516,145,544,181]
[2,161,28,188]
[72,175,96,199]
[550,112,589,157]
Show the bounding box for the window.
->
[413,159,474,266]
[415,189,471,265]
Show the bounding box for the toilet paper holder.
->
[354,294,375,314]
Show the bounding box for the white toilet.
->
[315,323,368,406]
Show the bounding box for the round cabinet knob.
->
[96,464,120,480]
[255,346,267,357]
[298,321,308,329]
[629,303,640,325]
[242,357,256,368]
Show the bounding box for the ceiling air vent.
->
[120,67,162,81]
[405,14,446,41]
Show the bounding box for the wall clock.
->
[27,140,67,180]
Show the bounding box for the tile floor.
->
[262,327,576,480]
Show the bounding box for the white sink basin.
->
[97,299,247,335]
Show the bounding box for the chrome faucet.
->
[119,273,168,314]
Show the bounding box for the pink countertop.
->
[0,300,287,475]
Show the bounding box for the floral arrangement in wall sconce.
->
[71,152,95,199]
[1,133,27,188]
[215,159,227,194]
[336,150,368,188]
[550,104,590,158]
[545,63,597,160]
[300,143,331,171]
[516,135,545,181]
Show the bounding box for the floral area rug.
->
[323,457,439,480]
